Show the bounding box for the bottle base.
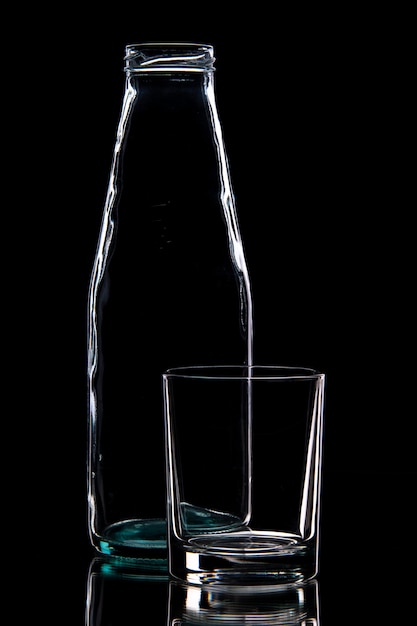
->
[93,518,168,569]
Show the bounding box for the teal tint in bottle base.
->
[87,43,253,562]
[98,520,167,565]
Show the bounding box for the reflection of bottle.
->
[85,558,169,626]
[168,578,320,625]
[87,43,253,561]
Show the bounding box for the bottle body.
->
[87,44,253,561]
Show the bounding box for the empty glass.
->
[163,365,325,586]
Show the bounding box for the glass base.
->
[93,518,168,570]
[169,532,318,586]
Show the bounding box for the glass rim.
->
[163,365,325,381]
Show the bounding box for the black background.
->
[14,6,414,623]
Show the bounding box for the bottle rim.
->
[124,42,215,73]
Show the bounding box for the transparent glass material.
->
[87,44,253,561]
[168,578,320,625]
[163,366,325,586]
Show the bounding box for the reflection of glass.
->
[85,557,169,625]
[168,578,320,625]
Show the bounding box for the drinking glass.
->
[163,365,325,586]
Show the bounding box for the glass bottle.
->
[87,43,253,563]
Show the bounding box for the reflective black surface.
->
[63,471,413,624]
[19,10,414,624]
[85,558,321,624]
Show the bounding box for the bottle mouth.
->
[124,42,215,73]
